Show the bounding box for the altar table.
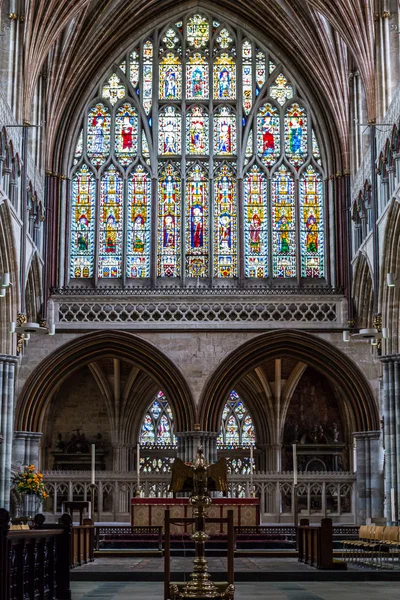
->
[131,497,260,534]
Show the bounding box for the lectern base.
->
[169,583,234,600]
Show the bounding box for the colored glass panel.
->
[143,40,153,115]
[162,28,179,49]
[130,51,139,88]
[256,51,266,89]
[140,392,177,446]
[300,166,324,278]
[257,103,280,166]
[158,106,181,155]
[214,165,237,277]
[312,130,321,164]
[270,73,293,106]
[186,53,209,99]
[70,165,96,278]
[73,130,83,166]
[185,164,208,277]
[244,129,253,165]
[127,166,151,278]
[159,53,182,100]
[142,131,150,162]
[119,61,126,74]
[114,103,138,166]
[217,390,256,447]
[187,14,209,48]
[102,73,125,105]
[285,103,307,168]
[213,106,236,155]
[213,54,236,100]
[158,164,181,277]
[87,103,111,167]
[186,106,209,155]
[244,166,268,278]
[217,28,233,48]
[269,60,276,74]
[98,166,123,278]
[272,166,296,277]
[242,41,252,115]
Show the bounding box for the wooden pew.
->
[297,518,346,570]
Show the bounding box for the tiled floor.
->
[71,581,400,599]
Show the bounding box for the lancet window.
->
[70,11,325,284]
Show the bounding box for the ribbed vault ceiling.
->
[20,0,375,172]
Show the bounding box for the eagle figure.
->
[169,446,228,495]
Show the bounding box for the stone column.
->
[0,355,18,509]
[353,431,384,525]
[13,431,43,471]
[176,432,218,463]
[380,354,400,523]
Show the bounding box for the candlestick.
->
[391,487,396,523]
[137,443,141,495]
[91,444,95,485]
[293,444,297,486]
[250,445,254,496]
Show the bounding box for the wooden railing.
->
[297,518,346,570]
[71,520,94,567]
[0,509,72,600]
[94,525,162,552]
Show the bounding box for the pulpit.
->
[131,497,260,533]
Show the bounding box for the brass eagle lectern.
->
[168,447,234,600]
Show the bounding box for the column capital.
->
[0,355,19,365]
[353,430,380,441]
[380,354,400,364]
[175,431,218,439]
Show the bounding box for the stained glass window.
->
[213,106,236,155]
[186,106,209,155]
[127,166,151,278]
[285,103,307,168]
[185,164,209,277]
[98,166,123,278]
[244,167,268,277]
[142,40,153,115]
[87,103,111,167]
[272,166,296,278]
[300,166,324,278]
[257,103,280,167]
[213,54,236,100]
[158,163,181,277]
[186,53,209,99]
[270,73,293,106]
[70,12,325,285]
[214,165,237,277]
[140,391,177,446]
[217,391,256,447]
[242,41,252,115]
[115,103,138,167]
[158,106,181,155]
[102,73,125,105]
[70,165,96,278]
[159,53,182,100]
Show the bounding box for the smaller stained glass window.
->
[142,40,153,115]
[272,166,296,278]
[162,28,179,49]
[70,165,96,278]
[300,166,324,278]
[244,129,253,165]
[213,106,236,156]
[217,28,233,48]
[213,53,236,100]
[158,163,181,277]
[187,14,209,48]
[217,391,256,447]
[257,103,280,167]
[127,166,151,278]
[140,392,177,446]
[270,73,293,106]
[312,130,321,164]
[285,103,307,168]
[119,61,126,74]
[244,166,268,278]
[73,130,83,166]
[114,103,138,167]
[185,164,209,277]
[242,41,252,115]
[142,131,150,162]
[98,166,124,278]
[214,165,237,277]
[158,106,181,155]
[87,103,111,167]
[159,53,182,100]
[186,106,209,155]
[186,53,209,99]
[102,73,125,105]
[130,51,140,87]
[269,60,276,74]
[255,51,266,90]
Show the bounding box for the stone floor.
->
[71,581,400,599]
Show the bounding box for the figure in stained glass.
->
[186,106,208,155]
[186,54,208,99]
[213,54,236,100]
[159,107,181,155]
[217,391,256,448]
[140,392,177,447]
[185,165,208,277]
[158,164,181,277]
[214,166,237,277]
[285,103,307,168]
[214,107,236,156]
[127,167,151,277]
[244,167,268,277]
[98,167,123,278]
[272,166,296,277]
[71,165,96,278]
[300,166,324,277]
[160,54,181,100]
[257,104,279,166]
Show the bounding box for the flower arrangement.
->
[14,465,48,500]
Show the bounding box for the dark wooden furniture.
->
[0,509,72,600]
[95,525,163,552]
[297,518,346,570]
[71,519,94,567]
[62,501,90,525]
[164,509,234,600]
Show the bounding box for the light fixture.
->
[387,273,398,288]
[9,322,15,333]
[352,328,380,339]
[0,288,5,298]
[382,328,389,339]
[343,331,350,342]
[48,324,55,336]
[1,273,10,287]
[371,338,378,346]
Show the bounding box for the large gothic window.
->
[70,11,325,283]
[217,391,255,475]
[139,391,177,474]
